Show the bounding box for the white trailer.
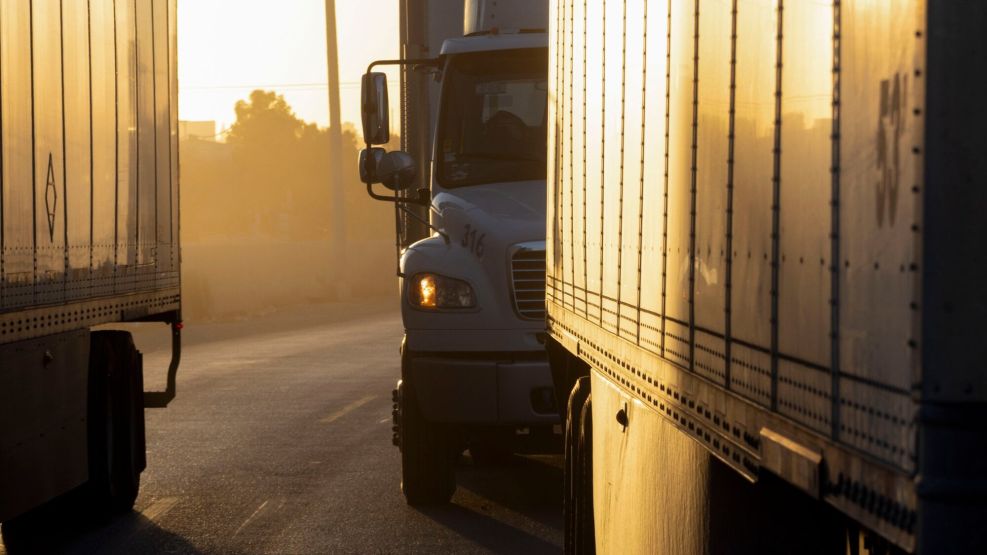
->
[546,0,986,552]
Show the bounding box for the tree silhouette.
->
[179,90,400,317]
[227,90,315,149]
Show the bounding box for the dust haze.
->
[179,91,399,321]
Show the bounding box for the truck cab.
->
[359,1,553,504]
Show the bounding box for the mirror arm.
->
[366,57,440,74]
[396,204,449,245]
[361,56,445,253]
[361,57,441,200]
[365,182,429,206]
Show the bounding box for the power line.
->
[181,79,395,91]
[183,81,348,89]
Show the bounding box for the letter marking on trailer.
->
[875,72,906,228]
[320,395,377,424]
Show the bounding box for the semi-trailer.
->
[546,0,986,552]
[0,0,180,524]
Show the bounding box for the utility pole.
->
[324,0,347,296]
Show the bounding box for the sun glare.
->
[178,0,400,135]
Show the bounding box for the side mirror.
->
[361,73,390,145]
[376,151,417,191]
[359,147,386,184]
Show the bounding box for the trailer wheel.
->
[85,331,146,515]
[564,376,595,554]
[396,379,456,505]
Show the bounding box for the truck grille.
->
[510,245,546,320]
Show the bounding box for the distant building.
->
[179,120,217,142]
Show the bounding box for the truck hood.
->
[398,179,547,344]
[431,180,546,246]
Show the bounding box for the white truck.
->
[547,0,986,553]
[359,0,555,504]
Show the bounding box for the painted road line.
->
[320,395,377,425]
[232,499,269,538]
[117,496,182,544]
[142,496,180,523]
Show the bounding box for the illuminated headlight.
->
[408,273,476,309]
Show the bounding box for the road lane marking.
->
[142,496,180,523]
[319,395,377,424]
[120,496,181,544]
[233,499,269,538]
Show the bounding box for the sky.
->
[178,0,401,135]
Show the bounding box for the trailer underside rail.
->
[0,289,181,344]
[549,304,918,552]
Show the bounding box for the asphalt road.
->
[0,302,563,554]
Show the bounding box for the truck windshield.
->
[436,48,548,188]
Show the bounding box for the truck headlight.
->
[408,273,476,309]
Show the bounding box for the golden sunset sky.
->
[178,0,401,134]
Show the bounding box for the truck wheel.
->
[396,380,456,505]
[86,331,146,515]
[564,377,595,554]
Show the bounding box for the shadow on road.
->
[1,490,201,555]
[416,454,564,554]
[459,454,564,531]
[418,503,560,554]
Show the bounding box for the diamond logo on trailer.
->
[45,153,57,241]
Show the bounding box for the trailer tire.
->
[397,379,456,506]
[564,376,595,554]
[85,331,146,515]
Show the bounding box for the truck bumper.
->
[407,352,559,425]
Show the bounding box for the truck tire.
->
[396,379,456,505]
[85,331,146,515]
[564,377,595,555]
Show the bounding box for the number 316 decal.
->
[462,224,485,258]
